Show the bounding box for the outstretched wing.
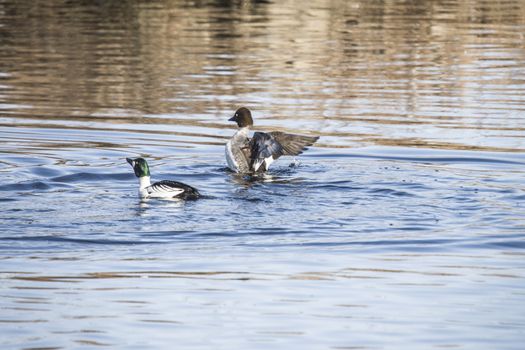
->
[248,131,319,172]
[248,132,285,172]
[268,132,319,156]
[147,180,200,199]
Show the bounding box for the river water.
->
[1,1,525,349]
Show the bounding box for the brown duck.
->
[225,107,319,174]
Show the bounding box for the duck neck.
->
[138,176,151,190]
[236,126,250,137]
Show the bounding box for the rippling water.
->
[1,1,525,349]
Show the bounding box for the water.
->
[1,0,525,348]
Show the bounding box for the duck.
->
[225,107,319,173]
[126,157,200,199]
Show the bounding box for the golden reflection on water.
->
[1,0,524,152]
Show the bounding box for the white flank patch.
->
[253,156,274,172]
[137,176,185,199]
[252,158,264,172]
[148,187,184,198]
[263,156,274,171]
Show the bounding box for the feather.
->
[147,180,200,199]
[249,132,284,171]
[247,131,318,172]
[268,132,319,156]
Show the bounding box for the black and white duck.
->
[126,157,200,200]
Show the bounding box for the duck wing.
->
[268,131,319,156]
[248,132,284,172]
[147,180,200,199]
[248,131,319,172]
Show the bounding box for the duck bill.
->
[228,116,237,122]
[126,158,134,166]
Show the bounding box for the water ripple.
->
[1,1,525,349]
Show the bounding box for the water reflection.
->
[1,0,524,152]
[1,1,525,350]
[227,166,303,187]
[1,251,524,349]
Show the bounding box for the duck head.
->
[229,107,253,128]
[127,157,151,178]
